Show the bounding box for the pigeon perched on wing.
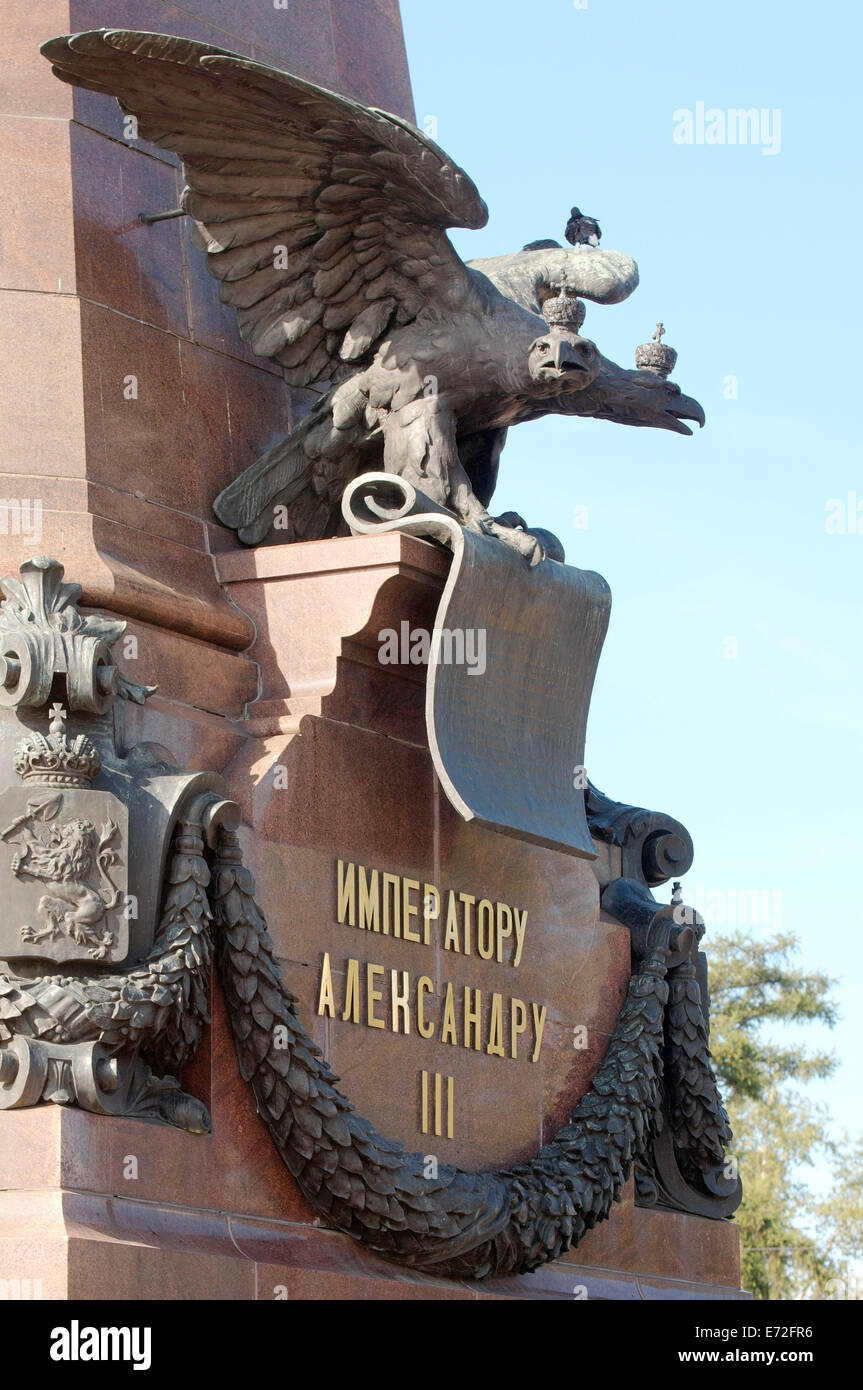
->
[565,208,602,247]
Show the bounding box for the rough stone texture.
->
[0,1087,743,1300]
[0,537,745,1296]
[0,0,415,731]
[216,532,449,731]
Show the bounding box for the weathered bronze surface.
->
[0,559,234,1131]
[42,30,704,561]
[343,474,609,857]
[590,800,742,1219]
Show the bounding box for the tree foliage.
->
[707,930,861,1300]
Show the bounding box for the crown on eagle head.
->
[14,703,101,787]
[635,322,678,378]
[540,276,586,333]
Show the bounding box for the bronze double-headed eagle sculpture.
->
[43,29,704,561]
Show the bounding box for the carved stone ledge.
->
[216,532,449,733]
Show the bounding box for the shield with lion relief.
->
[0,705,129,966]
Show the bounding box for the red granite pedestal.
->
[0,1079,745,1302]
[0,535,746,1300]
[0,0,415,768]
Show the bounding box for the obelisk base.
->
[0,984,745,1301]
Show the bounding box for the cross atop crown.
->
[13,703,101,787]
[636,322,678,378]
[540,278,586,333]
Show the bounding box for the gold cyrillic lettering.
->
[477,898,494,959]
[402,878,420,942]
[463,986,482,1050]
[459,892,475,955]
[417,976,434,1038]
[422,884,440,945]
[336,859,355,926]
[382,872,401,936]
[391,969,410,1034]
[367,963,385,1028]
[486,992,504,1056]
[495,902,513,962]
[440,982,458,1044]
[421,1071,455,1139]
[341,957,360,1022]
[317,952,335,1017]
[443,891,460,952]
[359,866,380,932]
[513,908,528,966]
[510,998,527,1058]
[531,1002,547,1062]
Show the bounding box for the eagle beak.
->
[553,338,589,372]
[668,396,706,434]
[662,382,706,434]
[600,368,707,434]
[529,329,599,386]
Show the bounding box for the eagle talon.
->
[488,521,546,567]
[458,506,546,565]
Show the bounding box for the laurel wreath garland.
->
[0,807,730,1279]
[211,827,721,1278]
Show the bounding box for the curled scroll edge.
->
[342,473,610,858]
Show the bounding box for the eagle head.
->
[528,328,600,388]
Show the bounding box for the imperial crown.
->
[635,322,678,378]
[13,704,101,787]
[540,281,586,333]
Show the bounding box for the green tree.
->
[707,930,861,1300]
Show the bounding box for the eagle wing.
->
[467,247,639,318]
[42,30,489,386]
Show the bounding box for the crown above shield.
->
[13,704,101,787]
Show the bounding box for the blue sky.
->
[401,0,862,1168]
